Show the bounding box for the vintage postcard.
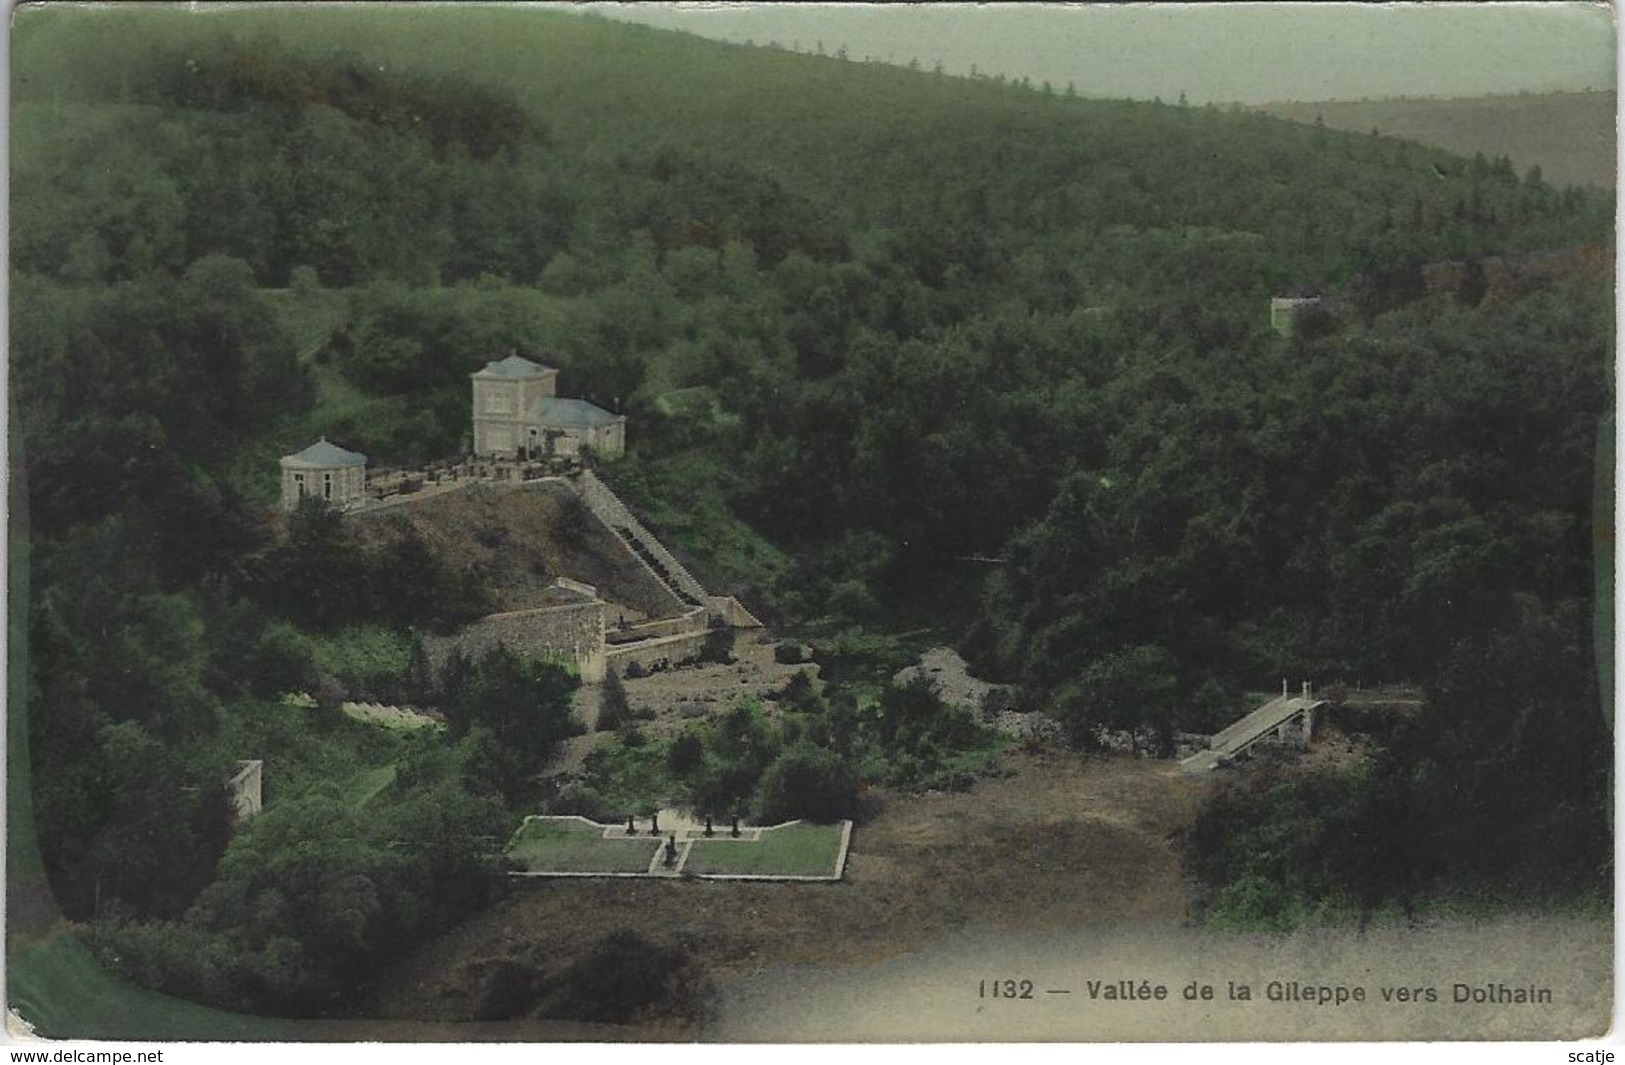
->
[6,1,1616,1055]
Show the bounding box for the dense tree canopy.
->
[10,6,1612,1010]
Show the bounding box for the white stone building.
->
[471,353,626,459]
[280,438,368,510]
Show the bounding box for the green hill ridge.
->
[8,4,1613,1029]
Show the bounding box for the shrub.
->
[774,640,811,665]
[289,264,321,295]
[755,744,858,824]
[310,625,415,703]
[666,731,705,779]
[700,621,736,664]
[979,685,1019,716]
[535,932,702,1023]
[244,622,319,697]
[598,671,631,732]
[776,669,821,712]
[468,959,541,1021]
[690,757,761,819]
[549,782,606,818]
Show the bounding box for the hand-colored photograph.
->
[6,1,1615,1049]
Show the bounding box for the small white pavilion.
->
[279,437,368,510]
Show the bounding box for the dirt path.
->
[365,750,1213,1023]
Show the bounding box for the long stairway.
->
[611,524,704,607]
[573,470,709,605]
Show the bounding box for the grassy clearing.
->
[684,821,844,877]
[8,932,288,1041]
[309,624,416,695]
[599,451,794,602]
[507,817,658,874]
[262,287,349,358]
[304,365,428,461]
[216,696,406,813]
[343,764,398,812]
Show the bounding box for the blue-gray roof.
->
[472,354,554,379]
[528,396,622,429]
[281,437,367,468]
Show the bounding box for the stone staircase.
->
[574,469,709,606]
[612,524,704,607]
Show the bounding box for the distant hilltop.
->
[1254,90,1615,190]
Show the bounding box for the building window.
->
[294,473,306,497]
[323,473,333,500]
[484,388,513,414]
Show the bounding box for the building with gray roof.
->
[471,352,626,458]
[280,437,368,510]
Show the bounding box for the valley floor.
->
[364,749,1212,1027]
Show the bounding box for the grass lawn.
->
[262,287,349,359]
[8,932,288,1041]
[684,821,845,878]
[507,818,659,874]
[343,764,397,812]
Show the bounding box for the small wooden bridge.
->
[1181,682,1326,773]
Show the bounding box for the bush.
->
[467,959,541,1021]
[700,622,736,664]
[535,932,703,1024]
[774,640,811,665]
[289,264,321,295]
[666,730,705,778]
[549,782,606,818]
[979,685,1019,716]
[598,671,631,733]
[755,744,858,824]
[579,740,675,818]
[690,757,762,819]
[776,669,821,712]
[310,625,416,703]
[438,647,581,803]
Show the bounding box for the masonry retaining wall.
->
[604,630,710,677]
[424,599,607,683]
[608,605,709,644]
[704,595,764,628]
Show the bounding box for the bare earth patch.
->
[365,750,1213,1024]
[350,482,674,617]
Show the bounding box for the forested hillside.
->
[1261,91,1616,191]
[10,5,1612,1018]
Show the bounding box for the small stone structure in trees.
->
[1269,296,1323,338]
[226,759,263,821]
[279,437,368,510]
